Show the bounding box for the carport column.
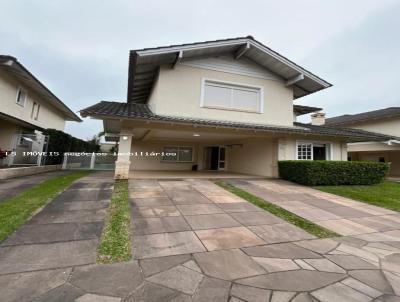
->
[115,132,133,179]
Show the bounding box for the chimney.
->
[311,112,326,125]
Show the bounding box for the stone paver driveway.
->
[1,177,400,301]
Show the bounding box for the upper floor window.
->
[30,102,41,120]
[16,87,27,106]
[201,79,262,113]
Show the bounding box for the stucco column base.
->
[114,160,131,179]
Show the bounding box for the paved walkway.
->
[0,170,71,202]
[1,177,400,301]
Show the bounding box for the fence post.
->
[90,152,95,170]
[62,153,68,170]
[37,153,42,166]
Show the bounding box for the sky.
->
[0,0,399,139]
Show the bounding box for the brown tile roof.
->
[80,101,396,141]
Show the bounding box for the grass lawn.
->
[0,170,91,242]
[216,181,339,238]
[97,180,131,263]
[315,181,400,212]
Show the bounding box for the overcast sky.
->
[1,0,399,139]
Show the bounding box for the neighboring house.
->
[325,107,400,176]
[0,55,81,166]
[80,36,393,179]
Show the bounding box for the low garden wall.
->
[0,165,62,180]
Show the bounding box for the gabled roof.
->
[127,36,332,103]
[325,107,400,126]
[293,105,322,116]
[80,101,395,142]
[0,55,81,122]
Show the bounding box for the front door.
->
[218,147,226,170]
[204,146,226,170]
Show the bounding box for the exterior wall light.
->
[122,136,128,140]
[193,133,200,137]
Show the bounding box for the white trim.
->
[16,86,27,107]
[200,78,264,114]
[296,140,334,160]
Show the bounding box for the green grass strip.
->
[216,181,339,238]
[97,180,131,263]
[314,181,400,212]
[0,170,91,242]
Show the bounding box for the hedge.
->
[43,129,100,165]
[278,160,389,186]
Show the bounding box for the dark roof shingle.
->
[325,107,400,126]
[80,101,396,141]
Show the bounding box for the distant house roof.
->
[80,101,395,141]
[325,107,400,126]
[0,55,81,122]
[293,105,322,116]
[127,36,332,103]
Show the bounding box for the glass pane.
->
[219,147,225,161]
[219,161,225,169]
[162,146,178,161]
[204,84,231,108]
[232,88,259,111]
[178,147,193,162]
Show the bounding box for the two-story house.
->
[80,36,393,179]
[325,107,400,176]
[0,55,81,166]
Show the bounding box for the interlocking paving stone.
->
[133,231,206,259]
[34,283,85,302]
[75,293,121,302]
[70,262,143,298]
[0,268,71,301]
[130,197,173,207]
[294,238,339,254]
[242,243,322,259]
[300,198,342,209]
[325,255,378,270]
[326,206,372,218]
[230,211,283,226]
[207,195,244,203]
[236,270,346,291]
[270,291,296,302]
[69,182,113,190]
[349,270,394,294]
[384,271,400,296]
[248,223,315,244]
[183,260,202,273]
[139,254,192,277]
[382,253,400,274]
[252,257,299,272]
[28,208,106,224]
[355,231,400,242]
[217,202,263,213]
[334,236,368,248]
[132,216,191,235]
[376,295,400,302]
[318,219,377,235]
[336,243,380,263]
[169,191,212,205]
[132,205,180,218]
[192,277,230,302]
[0,239,97,274]
[177,204,224,215]
[194,249,265,280]
[230,284,271,302]
[311,282,371,302]
[147,265,203,295]
[350,216,400,232]
[295,259,316,271]
[195,227,265,251]
[2,222,103,246]
[291,293,316,302]
[341,277,382,298]
[303,258,346,273]
[185,213,241,230]
[282,207,341,222]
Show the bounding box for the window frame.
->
[35,104,41,120]
[16,87,27,107]
[161,145,194,163]
[200,78,264,113]
[296,141,333,161]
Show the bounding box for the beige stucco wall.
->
[148,64,294,127]
[350,151,400,176]
[348,118,400,137]
[0,71,67,131]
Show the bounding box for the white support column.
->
[114,132,133,179]
[90,152,96,169]
[62,153,68,170]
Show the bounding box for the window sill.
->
[201,105,262,114]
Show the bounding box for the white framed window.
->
[296,141,332,160]
[35,104,40,120]
[31,102,37,118]
[16,87,27,106]
[162,146,194,162]
[201,79,263,113]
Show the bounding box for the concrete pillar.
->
[115,132,133,179]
